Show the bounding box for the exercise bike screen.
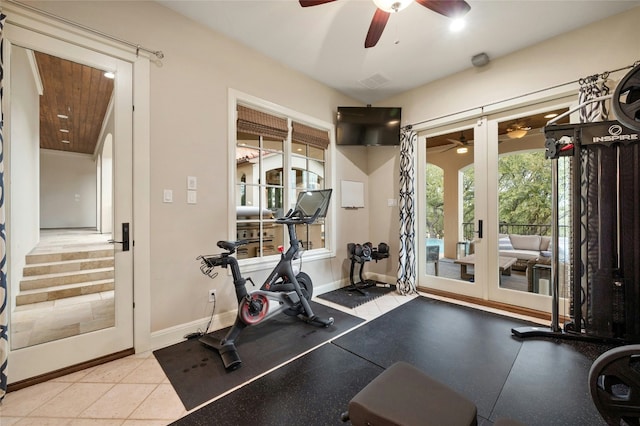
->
[295,189,332,219]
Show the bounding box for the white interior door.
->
[5,24,134,383]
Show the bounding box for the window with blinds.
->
[235,104,331,260]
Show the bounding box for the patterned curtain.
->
[396,126,417,295]
[0,12,7,402]
[578,75,609,123]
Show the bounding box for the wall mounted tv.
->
[336,106,402,146]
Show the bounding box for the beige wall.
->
[15,2,640,341]
[9,46,41,312]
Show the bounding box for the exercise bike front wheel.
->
[284,272,313,316]
[297,272,313,300]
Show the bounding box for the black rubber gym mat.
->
[332,296,530,419]
[154,301,364,410]
[317,284,393,308]
[490,339,611,425]
[170,343,383,426]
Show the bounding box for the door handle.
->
[108,223,130,251]
[476,219,483,239]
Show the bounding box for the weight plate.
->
[612,64,640,132]
[588,344,640,425]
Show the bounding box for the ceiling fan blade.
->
[446,138,463,145]
[415,0,471,18]
[365,9,390,48]
[299,0,337,7]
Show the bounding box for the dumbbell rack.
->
[345,243,391,296]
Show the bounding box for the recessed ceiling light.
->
[60,129,69,133]
[57,114,69,119]
[450,18,465,32]
[61,140,70,144]
[104,71,115,79]
[544,113,559,119]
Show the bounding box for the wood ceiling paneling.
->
[35,51,114,155]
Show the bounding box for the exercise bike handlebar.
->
[275,207,323,225]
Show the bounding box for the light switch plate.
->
[187,190,197,204]
[163,189,173,203]
[187,176,197,190]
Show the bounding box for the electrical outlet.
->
[208,289,216,303]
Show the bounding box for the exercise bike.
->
[197,189,334,371]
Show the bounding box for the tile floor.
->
[11,229,115,349]
[0,291,547,425]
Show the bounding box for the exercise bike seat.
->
[217,240,248,252]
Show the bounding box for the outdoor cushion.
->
[499,237,514,250]
[509,234,541,251]
[540,236,551,251]
[499,249,539,261]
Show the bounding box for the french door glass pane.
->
[425,128,475,283]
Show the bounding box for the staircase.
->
[17,247,115,306]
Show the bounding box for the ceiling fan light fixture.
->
[450,17,466,32]
[456,146,468,154]
[372,0,411,13]
[507,129,528,139]
[506,123,532,139]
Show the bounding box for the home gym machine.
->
[511,63,640,425]
[197,189,334,371]
[345,242,391,295]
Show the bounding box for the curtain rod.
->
[405,60,639,130]
[6,0,165,60]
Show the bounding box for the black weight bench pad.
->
[348,361,478,426]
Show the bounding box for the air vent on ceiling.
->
[359,73,390,89]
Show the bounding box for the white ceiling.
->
[158,0,640,104]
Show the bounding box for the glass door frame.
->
[485,100,575,316]
[4,13,140,383]
[416,97,576,317]
[417,116,487,300]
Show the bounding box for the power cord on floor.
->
[183,293,216,339]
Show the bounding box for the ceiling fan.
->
[425,130,471,154]
[445,131,472,153]
[299,0,471,48]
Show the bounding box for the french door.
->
[418,99,574,316]
[5,22,134,383]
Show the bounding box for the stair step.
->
[16,279,115,306]
[23,257,114,276]
[26,248,114,265]
[20,268,114,291]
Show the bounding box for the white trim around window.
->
[227,89,336,272]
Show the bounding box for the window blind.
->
[237,105,288,139]
[292,121,330,149]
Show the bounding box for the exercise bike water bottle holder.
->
[197,189,334,371]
